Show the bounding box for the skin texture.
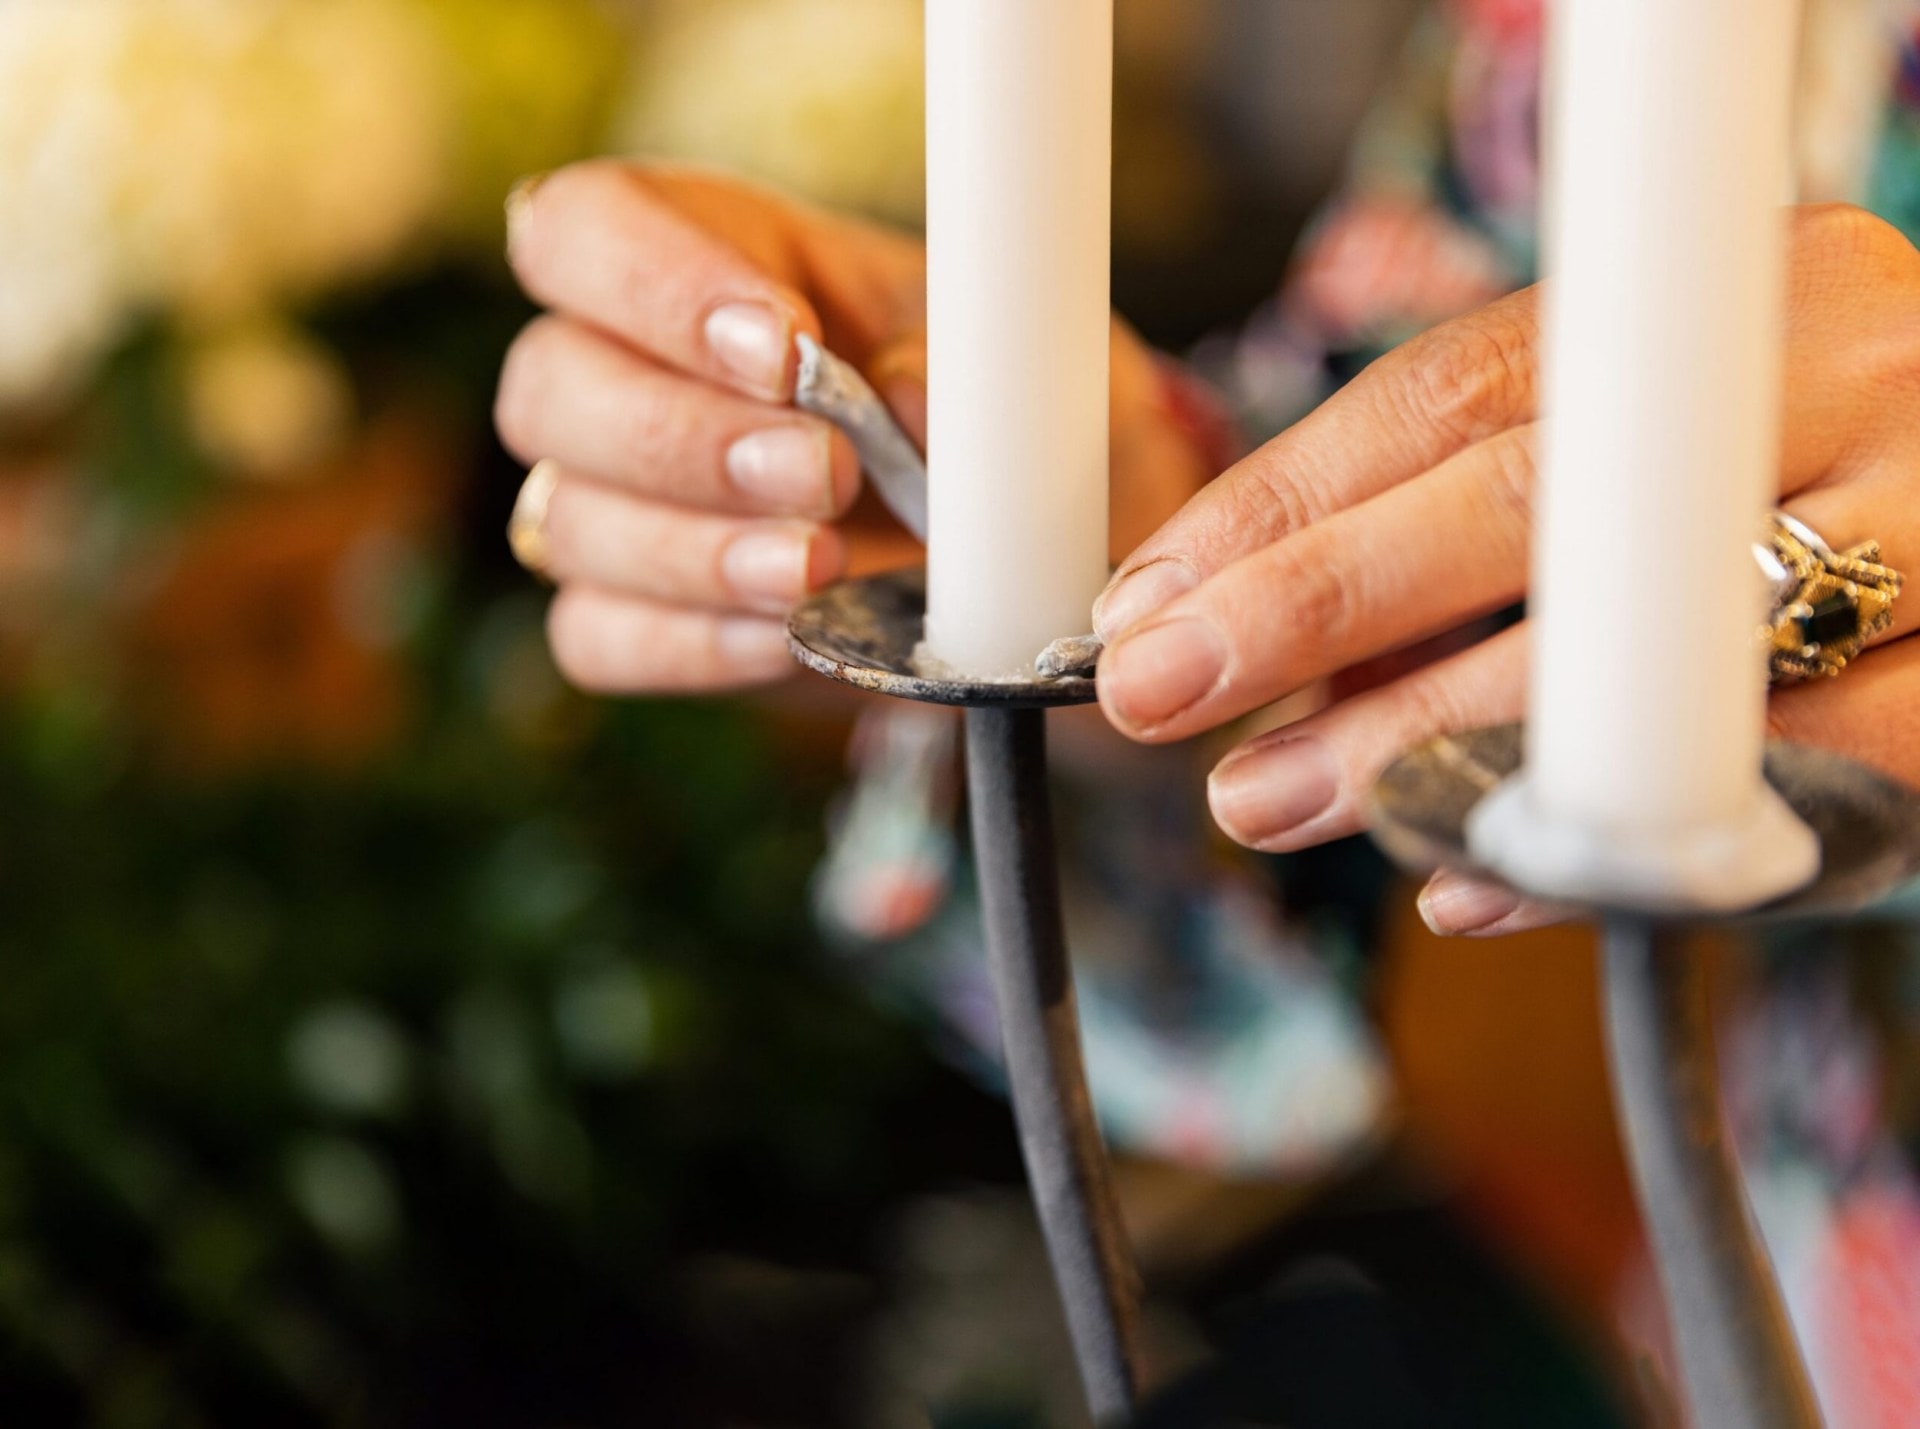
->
[502,177,1920,936]
[498,161,1207,696]
[1092,204,1920,933]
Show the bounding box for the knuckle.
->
[1268,538,1353,654]
[1394,664,1472,742]
[546,591,630,695]
[1477,429,1538,528]
[618,381,697,474]
[1794,205,1920,305]
[1393,634,1526,740]
[1402,311,1531,443]
[1234,458,1324,545]
[1856,337,1920,420]
[1799,203,1914,265]
[494,317,568,460]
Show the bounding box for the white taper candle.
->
[922,0,1114,678]
[1468,0,1819,908]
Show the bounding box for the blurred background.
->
[0,1,1685,1424]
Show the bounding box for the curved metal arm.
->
[1601,922,1823,1429]
[966,707,1144,1423]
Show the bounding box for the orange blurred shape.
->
[1377,885,1643,1342]
[126,415,456,774]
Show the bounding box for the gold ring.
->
[509,458,561,578]
[1759,511,1904,684]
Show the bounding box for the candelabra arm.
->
[1601,921,1823,1429]
[788,570,1141,1423]
[1368,723,1920,1429]
[966,706,1144,1422]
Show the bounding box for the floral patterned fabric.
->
[1205,0,1920,442]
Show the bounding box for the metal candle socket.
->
[1369,724,1920,1429]
[789,567,1143,1425]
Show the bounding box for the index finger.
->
[508,160,820,403]
[1094,287,1541,639]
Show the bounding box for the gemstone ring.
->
[1757,511,1905,684]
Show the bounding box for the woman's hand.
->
[1094,204,1920,935]
[498,161,1207,695]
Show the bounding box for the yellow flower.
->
[107,0,450,320]
[184,322,355,481]
[408,0,629,249]
[0,3,132,408]
[0,0,450,407]
[617,0,926,223]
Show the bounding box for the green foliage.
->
[0,570,949,1423]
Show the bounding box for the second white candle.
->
[1469,0,1818,907]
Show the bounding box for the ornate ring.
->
[508,458,560,579]
[1757,511,1904,684]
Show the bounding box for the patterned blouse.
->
[824,6,1920,1420]
[1192,4,1920,1421]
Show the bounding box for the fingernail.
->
[504,172,547,257]
[1209,737,1340,850]
[722,527,840,611]
[705,302,793,400]
[1094,559,1200,642]
[1101,617,1227,733]
[716,617,793,672]
[726,427,833,514]
[1418,871,1524,937]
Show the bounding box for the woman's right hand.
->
[498,161,1208,696]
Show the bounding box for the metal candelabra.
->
[792,565,1920,1428]
[1370,723,1920,1429]
[789,568,1145,1425]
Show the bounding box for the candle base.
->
[788,566,1096,709]
[789,568,1143,1423]
[1465,775,1819,915]
[1369,722,1920,921]
[1365,723,1914,1429]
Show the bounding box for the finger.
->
[1769,633,1920,784]
[640,167,927,357]
[1317,640,1920,942]
[1207,623,1528,854]
[1097,206,1920,646]
[1101,426,1537,742]
[546,587,794,695]
[542,469,846,615]
[497,316,859,518]
[1782,472,1920,645]
[509,161,820,401]
[1416,870,1573,939]
[510,164,928,398]
[1093,287,1542,638]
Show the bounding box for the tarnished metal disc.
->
[788,568,1099,710]
[1370,723,1920,921]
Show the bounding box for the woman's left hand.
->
[1094,204,1920,937]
